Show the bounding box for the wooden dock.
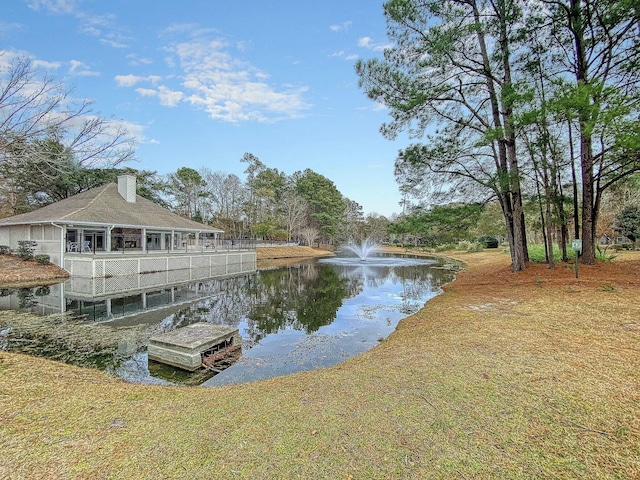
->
[147,322,241,371]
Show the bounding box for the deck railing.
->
[66,238,257,255]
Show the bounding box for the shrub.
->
[477,236,499,248]
[526,243,618,263]
[35,285,51,296]
[16,240,37,260]
[465,241,485,252]
[435,243,457,252]
[596,246,617,262]
[34,254,50,264]
[527,243,573,263]
[0,245,10,254]
[610,243,633,252]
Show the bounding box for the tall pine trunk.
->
[569,0,597,264]
[473,0,527,271]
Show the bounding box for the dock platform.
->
[148,322,241,371]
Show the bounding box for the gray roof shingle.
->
[0,183,223,233]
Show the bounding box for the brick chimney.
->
[117,174,136,203]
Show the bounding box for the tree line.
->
[356,0,640,270]
[159,155,390,246]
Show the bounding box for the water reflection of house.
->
[0,266,254,323]
[0,174,256,277]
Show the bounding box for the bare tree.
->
[0,56,135,181]
[281,190,308,242]
[366,214,390,245]
[299,226,320,248]
[342,198,365,242]
[200,168,247,235]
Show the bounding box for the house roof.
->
[0,182,223,233]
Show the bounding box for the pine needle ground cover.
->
[1,249,639,479]
[0,254,69,288]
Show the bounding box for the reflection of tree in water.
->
[155,263,352,342]
[157,275,254,332]
[18,288,36,309]
[293,265,353,333]
[389,265,455,305]
[244,263,352,335]
[333,265,389,290]
[332,262,454,301]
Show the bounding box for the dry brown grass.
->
[1,248,639,479]
[0,254,69,287]
[256,245,333,260]
[256,245,333,270]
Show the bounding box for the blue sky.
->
[1,0,409,217]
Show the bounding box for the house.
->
[0,174,256,278]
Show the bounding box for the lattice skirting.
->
[64,252,256,280]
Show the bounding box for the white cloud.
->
[77,12,116,32]
[135,88,157,97]
[163,23,200,36]
[80,26,101,37]
[28,0,134,50]
[26,0,79,14]
[68,59,99,76]
[126,54,153,66]
[329,21,352,32]
[68,11,133,49]
[156,86,184,107]
[134,86,184,107]
[115,74,162,87]
[116,74,144,87]
[99,38,128,49]
[162,22,218,39]
[236,40,251,52]
[0,22,24,38]
[32,58,62,70]
[142,38,311,122]
[358,36,372,48]
[0,49,62,71]
[113,27,310,122]
[330,50,359,62]
[358,36,390,52]
[112,118,147,145]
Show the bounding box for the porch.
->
[64,226,242,255]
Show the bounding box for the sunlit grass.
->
[527,243,576,262]
[527,243,619,263]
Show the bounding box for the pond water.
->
[0,253,458,386]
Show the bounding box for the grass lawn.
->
[1,248,639,479]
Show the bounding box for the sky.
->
[0,0,411,217]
